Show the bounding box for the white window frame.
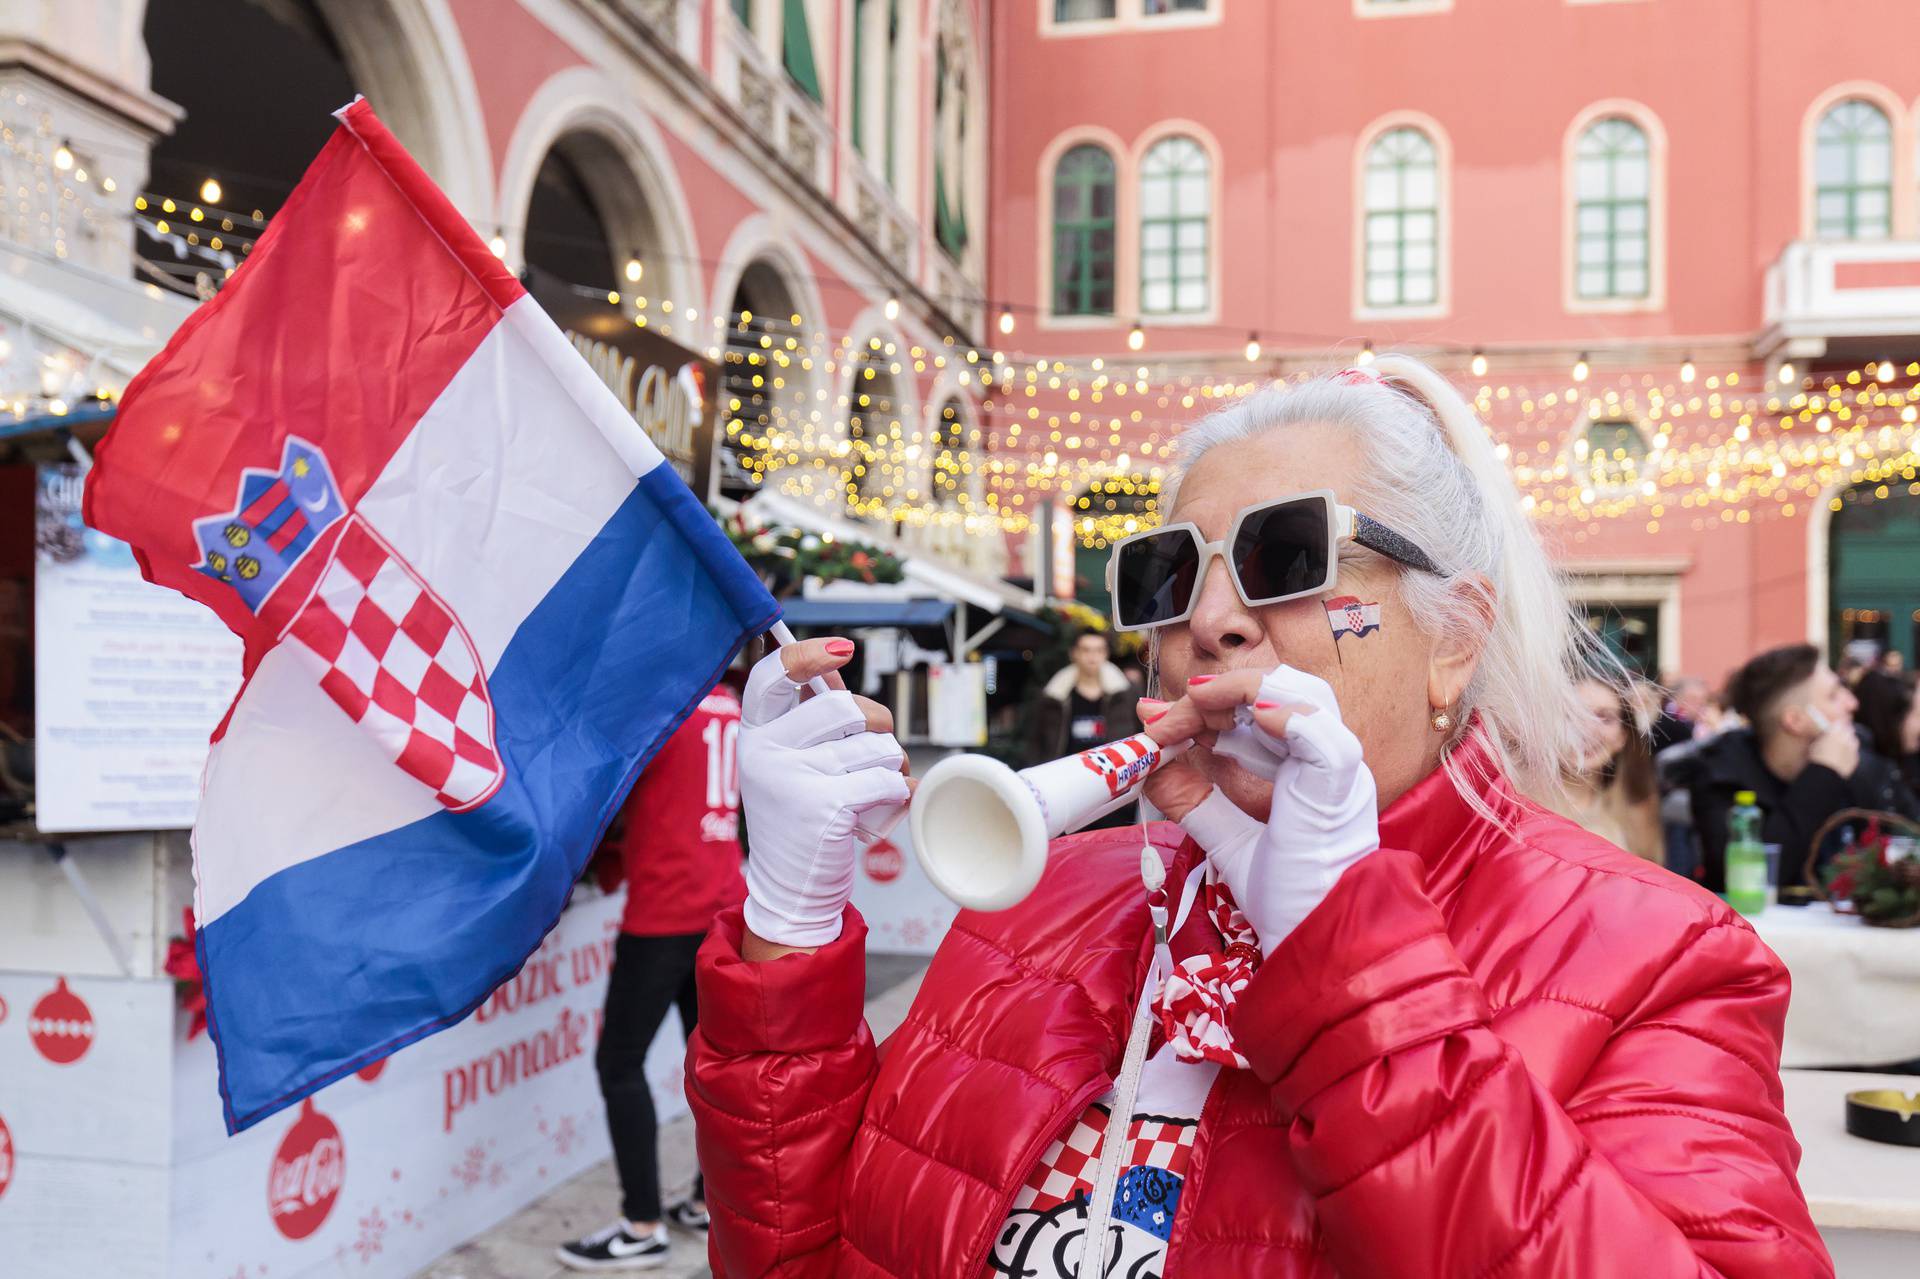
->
[1132,123,1221,326]
[1041,0,1221,38]
[1563,101,1667,315]
[1800,81,1913,241]
[1038,127,1130,328]
[1353,112,1450,321]
[1353,0,1453,18]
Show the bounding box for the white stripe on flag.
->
[194,297,668,924]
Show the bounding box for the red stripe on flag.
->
[81,100,523,650]
[240,479,292,526]
[265,507,309,552]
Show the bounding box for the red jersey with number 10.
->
[618,685,746,937]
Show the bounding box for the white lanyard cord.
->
[1075,861,1207,1279]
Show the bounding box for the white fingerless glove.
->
[1178,665,1380,956]
[738,648,911,949]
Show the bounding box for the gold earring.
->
[1431,707,1454,733]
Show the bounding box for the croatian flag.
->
[82,101,778,1133]
[1324,594,1381,641]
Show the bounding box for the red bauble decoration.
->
[355,1058,387,1083]
[268,1098,345,1240]
[28,977,94,1065]
[0,1110,14,1204]
[863,838,904,884]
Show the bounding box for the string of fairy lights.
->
[8,109,1920,554]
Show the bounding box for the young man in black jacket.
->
[1671,644,1920,896]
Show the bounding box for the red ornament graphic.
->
[0,1110,14,1203]
[268,1098,345,1240]
[28,976,94,1065]
[0,991,9,1025]
[355,1058,387,1083]
[863,838,904,884]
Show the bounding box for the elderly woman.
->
[688,359,1830,1278]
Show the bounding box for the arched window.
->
[1574,118,1651,301]
[846,343,901,506]
[1814,99,1893,240]
[1139,135,1210,316]
[931,399,968,507]
[1578,418,1651,491]
[1362,126,1440,309]
[1052,144,1117,316]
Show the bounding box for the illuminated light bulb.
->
[1778,361,1796,384]
[1470,350,1488,378]
[53,142,73,172]
[1244,334,1261,362]
[1356,341,1375,366]
[1127,323,1145,352]
[200,177,222,205]
[1877,361,1896,383]
[1680,357,1696,384]
[48,398,68,416]
[1572,353,1590,382]
[884,295,900,322]
[606,290,620,305]
[998,307,1015,336]
[101,176,116,193]
[488,234,507,259]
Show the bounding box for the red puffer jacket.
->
[688,744,1832,1278]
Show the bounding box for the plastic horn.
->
[768,621,907,843]
[910,732,1181,912]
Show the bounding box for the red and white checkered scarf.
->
[1148,873,1261,1070]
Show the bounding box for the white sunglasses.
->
[1105,489,1441,632]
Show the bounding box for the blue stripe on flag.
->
[198,465,777,1132]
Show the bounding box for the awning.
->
[779,598,956,629]
[740,489,1042,616]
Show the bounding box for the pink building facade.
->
[990,0,1920,685]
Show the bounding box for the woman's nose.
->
[1186,555,1260,654]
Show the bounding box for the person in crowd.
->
[1855,668,1920,791]
[559,682,744,1271]
[1650,674,1708,753]
[1670,644,1920,899]
[688,360,1828,1278]
[1877,647,1906,676]
[1546,677,1663,862]
[1027,627,1142,763]
[1027,628,1144,827]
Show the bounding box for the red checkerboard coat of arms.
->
[194,438,504,810]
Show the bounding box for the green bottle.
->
[1726,790,1768,916]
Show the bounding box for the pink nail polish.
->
[1138,697,1167,708]
[1254,700,1280,710]
[1142,708,1168,724]
[825,639,855,657]
[1187,674,1216,686]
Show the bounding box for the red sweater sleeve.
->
[1231,849,1834,1278]
[687,904,874,1278]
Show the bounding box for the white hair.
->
[1157,356,1627,813]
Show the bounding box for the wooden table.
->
[1781,1069,1920,1275]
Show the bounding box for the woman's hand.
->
[1143,665,1380,956]
[738,637,911,960]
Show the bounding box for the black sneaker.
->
[555,1221,670,1271]
[664,1196,710,1233]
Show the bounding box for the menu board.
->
[34,464,241,833]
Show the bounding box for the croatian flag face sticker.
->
[1324,594,1382,643]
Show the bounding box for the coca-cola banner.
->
[0,891,681,1278]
